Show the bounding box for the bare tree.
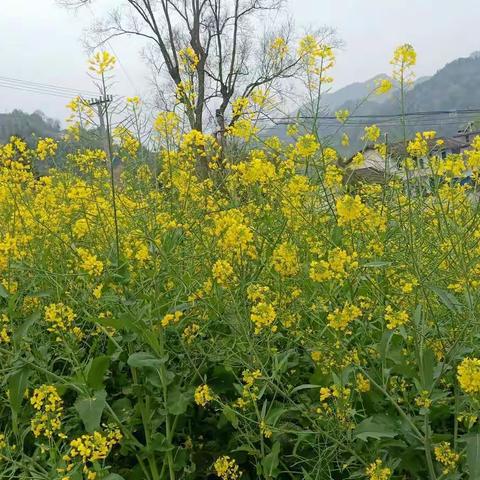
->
[59,0,331,143]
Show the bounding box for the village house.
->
[343,128,476,184]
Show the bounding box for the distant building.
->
[341,148,389,184]
[343,133,474,184]
[454,122,480,146]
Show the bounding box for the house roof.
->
[454,129,480,139]
[387,136,469,157]
[342,143,378,167]
[344,167,388,184]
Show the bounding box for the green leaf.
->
[86,356,111,390]
[262,441,280,478]
[13,311,40,343]
[8,366,30,413]
[300,469,314,480]
[363,261,392,268]
[0,283,9,299]
[233,444,260,455]
[332,226,343,246]
[127,352,167,369]
[222,405,239,429]
[291,384,322,394]
[209,365,236,394]
[466,434,480,479]
[429,286,463,313]
[266,407,287,426]
[421,348,435,390]
[166,385,191,415]
[103,475,125,480]
[354,415,399,441]
[96,314,134,332]
[75,389,107,432]
[150,432,174,452]
[413,304,422,328]
[173,448,188,471]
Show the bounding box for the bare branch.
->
[58,0,341,147]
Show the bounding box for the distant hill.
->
[337,52,480,153]
[400,53,480,112]
[0,110,61,144]
[316,74,392,112]
[300,73,431,117]
[267,51,480,155]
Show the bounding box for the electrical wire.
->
[0,75,97,97]
[0,81,76,99]
[2,71,480,131]
[257,109,480,123]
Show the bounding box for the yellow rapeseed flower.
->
[194,384,214,407]
[384,306,409,330]
[366,459,391,480]
[434,442,460,475]
[327,303,362,331]
[88,51,116,75]
[213,455,241,480]
[271,242,299,277]
[457,357,480,395]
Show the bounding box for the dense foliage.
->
[2,45,480,480]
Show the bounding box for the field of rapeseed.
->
[2,45,480,480]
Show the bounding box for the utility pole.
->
[87,95,113,154]
[86,94,120,263]
[384,132,389,181]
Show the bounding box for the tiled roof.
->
[386,136,469,157]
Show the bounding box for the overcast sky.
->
[1,0,479,123]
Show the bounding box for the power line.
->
[2,71,479,129]
[0,81,76,99]
[311,117,480,127]
[0,77,126,103]
[258,108,480,123]
[106,41,139,95]
[262,117,480,133]
[0,75,97,97]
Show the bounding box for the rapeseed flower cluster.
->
[64,429,122,479]
[0,314,10,344]
[271,242,299,277]
[77,248,104,277]
[327,303,362,331]
[391,43,416,83]
[212,259,236,287]
[434,442,460,474]
[194,384,214,407]
[214,455,241,480]
[309,248,358,283]
[36,138,58,161]
[44,303,77,339]
[88,51,116,75]
[457,357,480,395]
[366,459,391,480]
[30,385,65,439]
[235,370,262,409]
[384,306,409,330]
[250,301,277,334]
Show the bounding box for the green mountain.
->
[325,52,480,153]
[402,54,480,112]
[267,51,480,155]
[0,110,61,144]
[296,73,431,121]
[315,73,392,112]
